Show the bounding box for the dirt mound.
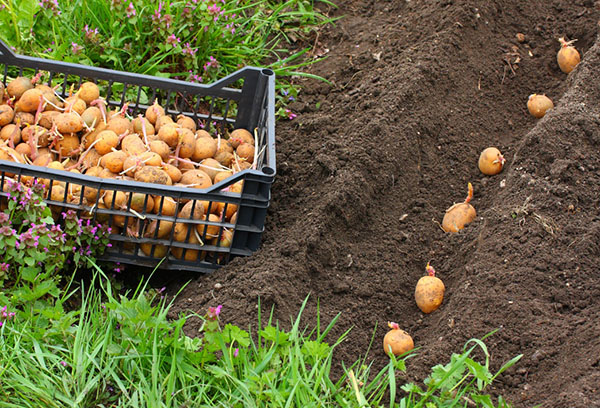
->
[166,1,600,406]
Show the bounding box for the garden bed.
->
[168,1,600,407]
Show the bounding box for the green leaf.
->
[471,394,494,408]
[20,265,39,282]
[465,358,492,390]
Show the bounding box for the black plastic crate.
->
[0,40,275,273]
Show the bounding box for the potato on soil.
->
[94,130,119,155]
[415,263,445,314]
[0,105,15,126]
[229,128,254,149]
[557,37,580,74]
[56,134,81,157]
[54,112,84,134]
[134,166,170,185]
[192,136,217,161]
[527,94,553,118]
[77,82,100,104]
[15,88,43,113]
[0,124,21,145]
[383,322,414,356]
[442,183,476,233]
[478,147,505,176]
[7,77,33,99]
[101,150,127,173]
[180,169,212,189]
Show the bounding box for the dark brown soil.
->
[166,1,600,406]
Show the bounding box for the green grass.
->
[0,0,336,80]
[0,264,521,407]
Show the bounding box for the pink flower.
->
[126,2,136,17]
[285,109,297,120]
[71,42,83,54]
[203,56,219,72]
[207,304,222,321]
[60,361,67,367]
[233,348,239,357]
[182,43,197,56]
[166,34,181,47]
[207,3,221,15]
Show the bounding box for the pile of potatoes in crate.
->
[0,75,256,261]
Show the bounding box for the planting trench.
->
[164,1,600,406]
